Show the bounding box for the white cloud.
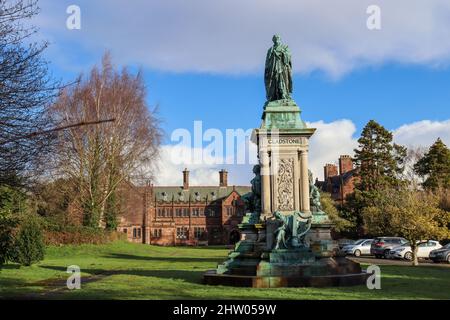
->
[307,120,358,180]
[393,120,450,148]
[37,0,450,77]
[153,119,450,185]
[152,145,223,186]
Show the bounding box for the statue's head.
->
[272,34,281,46]
[253,164,261,175]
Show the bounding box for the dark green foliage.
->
[0,215,17,268]
[104,191,119,231]
[354,120,407,191]
[0,185,27,216]
[34,179,72,223]
[0,185,25,268]
[10,214,45,266]
[320,192,354,234]
[414,138,450,190]
[346,120,407,235]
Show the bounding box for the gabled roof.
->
[152,186,251,204]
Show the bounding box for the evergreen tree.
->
[104,191,119,230]
[10,214,45,266]
[414,138,450,190]
[0,185,26,269]
[354,120,407,191]
[345,120,407,235]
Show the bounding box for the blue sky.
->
[142,65,450,141]
[35,0,450,185]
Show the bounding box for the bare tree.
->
[0,0,61,186]
[50,54,161,228]
[401,146,426,189]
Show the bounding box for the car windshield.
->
[353,239,365,245]
[444,243,450,249]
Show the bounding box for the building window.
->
[123,228,127,234]
[133,227,141,239]
[226,207,234,216]
[176,227,189,240]
[194,227,205,240]
[183,208,189,217]
[153,229,162,238]
[192,208,200,217]
[157,208,166,217]
[199,208,204,216]
[175,208,182,217]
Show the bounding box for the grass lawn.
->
[0,241,449,300]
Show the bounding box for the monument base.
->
[204,220,369,288]
[204,256,369,288]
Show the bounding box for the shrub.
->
[0,185,25,269]
[43,224,125,245]
[10,214,45,266]
[0,215,17,269]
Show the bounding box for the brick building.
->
[117,169,251,246]
[316,155,358,204]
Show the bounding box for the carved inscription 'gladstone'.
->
[277,158,294,211]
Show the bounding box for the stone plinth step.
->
[203,270,369,288]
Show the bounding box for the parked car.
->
[430,243,450,264]
[370,237,408,258]
[341,239,374,257]
[338,239,355,250]
[388,240,442,260]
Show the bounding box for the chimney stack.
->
[182,168,189,189]
[339,155,353,175]
[324,164,338,180]
[219,169,228,187]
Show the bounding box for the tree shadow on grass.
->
[40,265,207,285]
[0,264,21,270]
[0,277,51,300]
[53,286,204,300]
[104,253,224,263]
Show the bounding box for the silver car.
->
[341,239,374,257]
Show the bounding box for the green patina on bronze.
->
[204,36,368,288]
[273,211,311,250]
[262,103,307,130]
[265,35,293,102]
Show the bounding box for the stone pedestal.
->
[252,99,316,219]
[203,99,368,288]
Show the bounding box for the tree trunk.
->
[412,244,419,266]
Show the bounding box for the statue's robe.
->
[264,44,293,101]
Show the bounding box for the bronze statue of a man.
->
[264,35,293,102]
